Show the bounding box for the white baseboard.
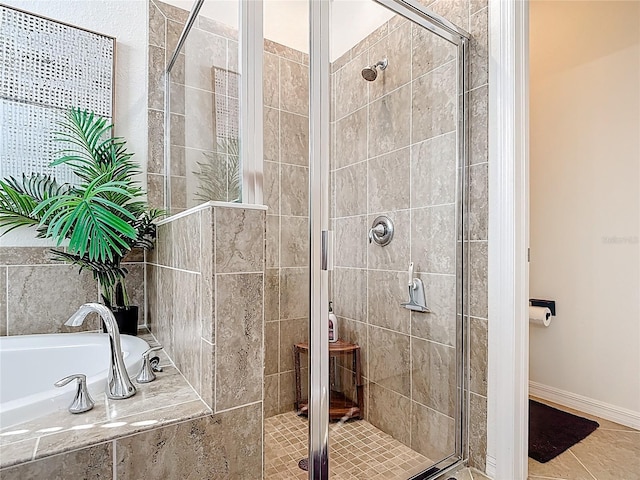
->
[485,455,496,479]
[529,381,640,430]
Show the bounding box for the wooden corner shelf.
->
[293,341,363,422]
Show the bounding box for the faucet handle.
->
[54,374,95,414]
[136,346,164,384]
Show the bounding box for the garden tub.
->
[0,333,149,429]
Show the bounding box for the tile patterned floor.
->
[264,411,434,479]
[528,397,640,480]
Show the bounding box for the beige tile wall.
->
[148,0,243,215]
[0,247,145,336]
[0,402,262,480]
[147,204,265,413]
[329,0,489,471]
[262,40,311,418]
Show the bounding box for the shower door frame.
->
[308,1,471,478]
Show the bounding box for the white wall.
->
[1,0,148,246]
[529,1,640,414]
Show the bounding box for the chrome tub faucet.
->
[65,303,136,400]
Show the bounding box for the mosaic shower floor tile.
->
[265,411,434,479]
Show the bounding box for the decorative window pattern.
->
[213,67,239,141]
[0,5,115,184]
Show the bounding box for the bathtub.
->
[0,333,149,429]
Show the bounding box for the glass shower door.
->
[308,0,469,478]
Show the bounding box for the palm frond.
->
[0,174,69,234]
[193,138,241,203]
[0,108,160,306]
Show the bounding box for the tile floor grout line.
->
[568,449,599,480]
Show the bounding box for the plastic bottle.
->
[329,301,338,343]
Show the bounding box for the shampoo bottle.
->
[328,301,338,343]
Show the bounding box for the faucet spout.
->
[66,303,136,400]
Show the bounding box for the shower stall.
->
[161,0,474,477]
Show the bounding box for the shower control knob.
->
[368,216,394,246]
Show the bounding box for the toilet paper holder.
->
[529,299,556,316]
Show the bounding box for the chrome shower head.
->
[361,58,388,81]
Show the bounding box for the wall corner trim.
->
[487,0,530,479]
[529,381,640,431]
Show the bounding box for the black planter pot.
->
[102,306,139,336]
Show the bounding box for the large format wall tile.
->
[200,339,215,408]
[116,404,262,480]
[369,22,411,101]
[411,337,456,417]
[429,0,471,31]
[335,161,367,218]
[265,268,280,321]
[215,208,265,274]
[264,373,279,417]
[469,241,488,319]
[334,216,367,268]
[368,84,411,157]
[469,392,487,470]
[265,321,279,376]
[280,111,309,166]
[279,317,308,372]
[367,270,410,334]
[412,22,456,79]
[469,162,488,241]
[148,0,166,48]
[412,273,456,347]
[470,7,488,89]
[280,164,309,217]
[280,216,309,268]
[279,267,309,320]
[411,61,457,144]
[367,383,411,446]
[264,108,279,164]
[171,270,202,393]
[411,132,457,209]
[264,52,279,109]
[216,273,263,410]
[470,316,488,396]
[470,85,488,166]
[0,442,113,480]
[367,148,410,214]
[280,58,309,116]
[411,205,456,274]
[334,52,369,120]
[7,265,97,335]
[0,247,59,265]
[332,268,367,323]
[411,401,455,462]
[334,106,368,170]
[368,326,410,397]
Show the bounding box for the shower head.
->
[361,58,388,81]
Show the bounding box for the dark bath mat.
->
[529,399,599,463]
[298,458,308,471]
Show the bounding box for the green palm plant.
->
[193,137,241,203]
[0,108,163,307]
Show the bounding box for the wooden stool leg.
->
[354,348,363,419]
[294,346,302,412]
